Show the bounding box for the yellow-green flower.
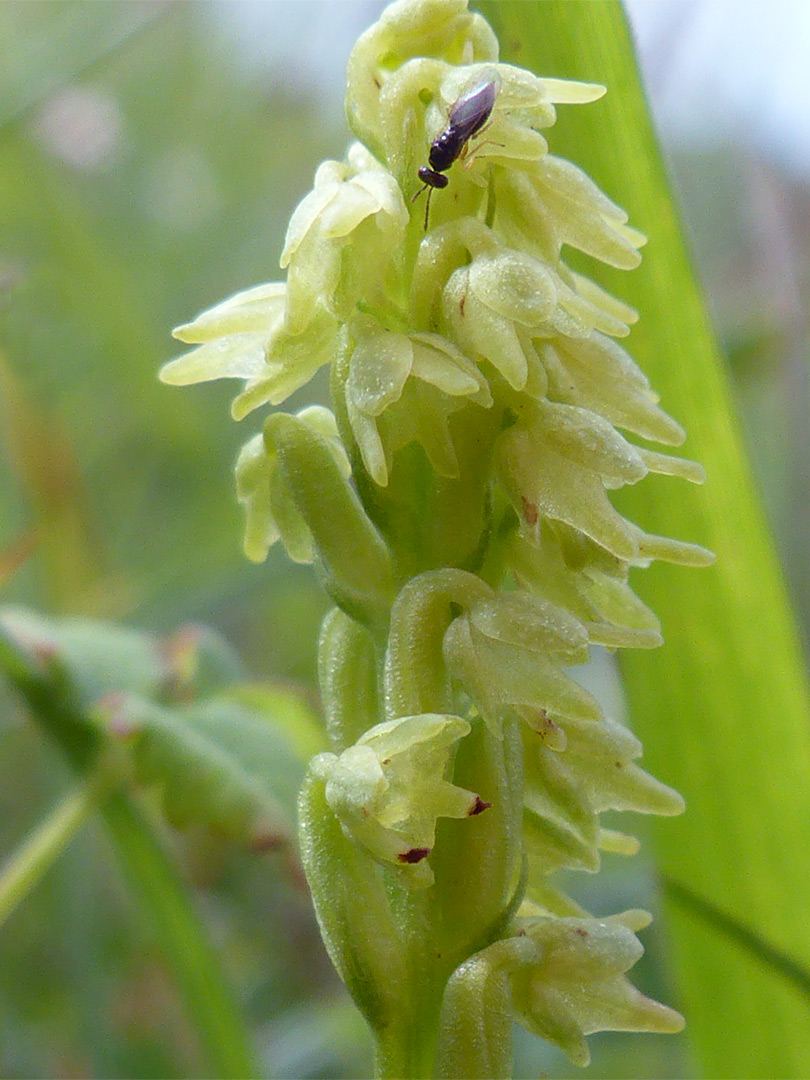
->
[314,712,488,887]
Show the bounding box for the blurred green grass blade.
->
[479,3,810,1077]
[101,794,257,1080]
[0,775,107,930]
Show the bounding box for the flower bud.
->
[235,406,349,564]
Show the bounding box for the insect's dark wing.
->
[447,80,498,141]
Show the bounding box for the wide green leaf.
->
[97,694,306,850]
[0,605,312,851]
[478,3,810,1077]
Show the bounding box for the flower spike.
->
[163,0,712,1072]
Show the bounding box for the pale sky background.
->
[212,0,810,180]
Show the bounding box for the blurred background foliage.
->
[1,2,809,1078]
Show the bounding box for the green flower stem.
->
[375,894,445,1080]
[0,769,112,929]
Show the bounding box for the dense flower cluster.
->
[161,0,710,1070]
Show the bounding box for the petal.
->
[160,333,268,386]
[319,182,384,240]
[444,267,528,390]
[351,168,409,228]
[468,251,557,327]
[280,180,342,268]
[347,325,413,416]
[498,425,640,560]
[538,78,606,104]
[232,359,324,419]
[410,334,482,397]
[172,283,286,343]
[568,272,639,326]
[234,434,280,562]
[348,401,390,486]
[358,713,470,760]
[468,591,589,658]
[532,401,649,487]
[534,155,628,223]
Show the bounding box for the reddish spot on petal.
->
[574,926,589,938]
[398,847,431,864]
[521,496,539,526]
[468,796,492,816]
[459,293,466,317]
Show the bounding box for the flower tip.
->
[649,1001,686,1034]
[658,787,686,817]
[569,1043,591,1068]
[171,323,195,343]
[613,907,653,933]
[675,542,716,569]
[157,358,188,386]
[230,397,254,422]
[369,459,390,487]
[243,542,268,565]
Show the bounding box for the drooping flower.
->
[313,712,489,887]
[345,316,490,484]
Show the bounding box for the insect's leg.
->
[457,118,497,164]
[412,182,428,204]
[473,118,496,141]
[424,186,433,231]
[461,139,505,170]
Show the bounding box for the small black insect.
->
[414,78,500,229]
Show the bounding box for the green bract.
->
[161,0,712,1073]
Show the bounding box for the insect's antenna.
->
[411,183,433,231]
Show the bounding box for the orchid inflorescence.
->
[161,0,711,1073]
